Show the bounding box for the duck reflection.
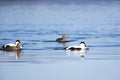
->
[58,41,67,46]
[79,49,86,58]
[3,50,22,60]
[66,49,87,60]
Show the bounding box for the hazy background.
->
[0,0,120,80]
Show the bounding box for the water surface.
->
[0,0,120,80]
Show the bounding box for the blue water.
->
[0,1,120,80]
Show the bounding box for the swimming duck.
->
[66,42,86,50]
[56,34,68,42]
[2,40,23,51]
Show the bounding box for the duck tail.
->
[2,45,5,48]
[0,45,4,50]
[2,45,6,50]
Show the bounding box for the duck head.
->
[62,34,68,41]
[80,42,86,49]
[15,40,23,49]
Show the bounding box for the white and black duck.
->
[2,40,23,51]
[66,42,86,50]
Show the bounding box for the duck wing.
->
[4,43,16,48]
[56,38,62,41]
[66,46,80,50]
